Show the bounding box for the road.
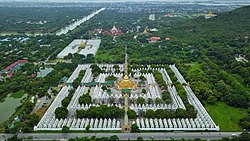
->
[0,132,241,140]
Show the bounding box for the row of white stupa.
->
[35,64,219,131]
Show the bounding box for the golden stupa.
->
[208,11,213,17]
[116,47,137,90]
[143,27,148,35]
[79,40,86,48]
[117,74,137,90]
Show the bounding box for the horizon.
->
[0,0,250,3]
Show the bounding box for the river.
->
[56,8,106,36]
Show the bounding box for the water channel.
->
[56,8,105,36]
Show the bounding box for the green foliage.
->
[101,86,107,91]
[62,125,70,133]
[145,109,155,118]
[175,108,188,118]
[6,114,39,133]
[224,94,248,108]
[207,95,217,105]
[72,70,86,89]
[61,97,71,107]
[7,135,22,141]
[109,135,119,141]
[79,94,92,105]
[90,64,102,77]
[145,108,195,119]
[128,109,137,119]
[55,107,68,119]
[153,71,171,103]
[76,105,125,119]
[240,116,250,129]
[147,98,153,104]
[139,75,146,81]
[136,97,146,105]
[155,97,165,104]
[137,136,144,141]
[0,7,94,33]
[131,123,140,133]
[86,125,90,132]
[105,75,117,81]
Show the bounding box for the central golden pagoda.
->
[116,46,136,133]
[116,47,137,90]
[116,74,137,90]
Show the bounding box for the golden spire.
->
[116,46,137,90]
[208,11,213,16]
[79,40,85,48]
[143,27,148,34]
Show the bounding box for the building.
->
[204,11,217,19]
[4,60,28,71]
[150,28,158,32]
[102,30,111,35]
[57,39,101,58]
[150,37,161,43]
[149,14,156,21]
[0,60,28,77]
[143,28,148,34]
[165,37,171,41]
[110,26,124,36]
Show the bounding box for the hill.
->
[171,5,250,41]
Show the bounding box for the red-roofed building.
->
[102,30,111,35]
[150,37,161,43]
[165,38,171,41]
[115,30,124,36]
[7,72,14,78]
[4,60,28,71]
[28,73,36,78]
[110,26,124,36]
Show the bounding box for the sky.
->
[0,0,247,3]
[0,0,197,2]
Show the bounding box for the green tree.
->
[137,136,144,141]
[136,97,146,105]
[131,123,140,133]
[176,108,188,118]
[79,94,92,105]
[147,98,153,104]
[207,95,217,105]
[55,107,68,119]
[145,109,155,118]
[62,125,70,133]
[110,135,119,141]
[61,97,71,107]
[86,125,90,132]
[239,131,250,141]
[128,109,136,119]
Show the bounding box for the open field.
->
[205,102,248,131]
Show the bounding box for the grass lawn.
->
[9,91,26,99]
[187,62,204,75]
[95,52,113,62]
[205,102,249,131]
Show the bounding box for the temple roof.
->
[111,26,118,31]
[116,74,137,90]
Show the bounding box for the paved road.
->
[0,132,241,140]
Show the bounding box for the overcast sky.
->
[0,0,246,3]
[0,0,197,2]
